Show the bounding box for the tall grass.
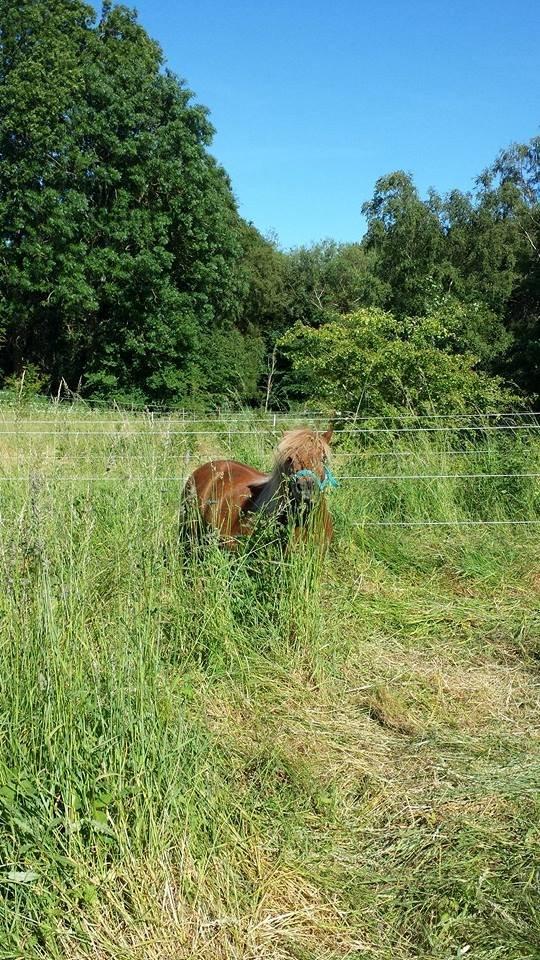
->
[0,403,539,958]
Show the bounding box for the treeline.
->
[1,1,539,411]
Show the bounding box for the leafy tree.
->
[358,152,540,392]
[280,306,515,415]
[236,223,288,340]
[0,0,94,375]
[196,326,265,403]
[361,172,448,317]
[280,240,385,330]
[0,0,256,404]
[250,239,386,405]
[478,138,540,395]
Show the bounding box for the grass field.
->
[0,402,539,959]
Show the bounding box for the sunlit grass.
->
[0,401,539,958]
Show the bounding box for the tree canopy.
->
[0,2,538,409]
[0,0,258,404]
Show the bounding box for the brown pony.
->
[180,427,336,550]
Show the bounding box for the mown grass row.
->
[0,405,539,958]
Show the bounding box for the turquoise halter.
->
[291,466,339,492]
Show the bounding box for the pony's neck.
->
[250,466,288,518]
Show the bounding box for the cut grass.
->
[0,404,539,958]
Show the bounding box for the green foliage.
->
[0,0,256,404]
[280,240,385,330]
[258,240,388,403]
[3,364,48,400]
[362,172,447,317]
[196,326,265,402]
[236,223,288,340]
[280,305,516,413]
[479,138,540,395]
[359,142,540,397]
[0,0,538,408]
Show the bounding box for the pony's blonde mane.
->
[275,428,331,470]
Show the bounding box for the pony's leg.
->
[321,506,333,548]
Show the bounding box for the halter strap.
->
[292,466,339,492]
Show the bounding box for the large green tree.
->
[359,148,540,393]
[0,0,92,377]
[478,138,540,395]
[361,172,448,317]
[0,0,258,404]
[280,240,385,329]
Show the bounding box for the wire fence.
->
[0,393,538,420]
[1,407,539,529]
[356,520,540,527]
[1,406,540,420]
[0,409,539,425]
[1,447,536,464]
[0,471,538,482]
[2,424,540,438]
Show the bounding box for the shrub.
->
[279,305,517,414]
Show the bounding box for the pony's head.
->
[276,427,334,511]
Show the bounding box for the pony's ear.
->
[322,426,333,444]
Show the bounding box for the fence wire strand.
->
[356,520,540,527]
[0,470,538,482]
[2,423,540,438]
[3,448,535,463]
[0,406,539,423]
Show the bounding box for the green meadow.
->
[0,404,539,959]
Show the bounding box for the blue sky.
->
[131,0,539,249]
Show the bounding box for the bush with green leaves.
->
[280,304,517,414]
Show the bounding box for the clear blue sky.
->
[131,0,538,249]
